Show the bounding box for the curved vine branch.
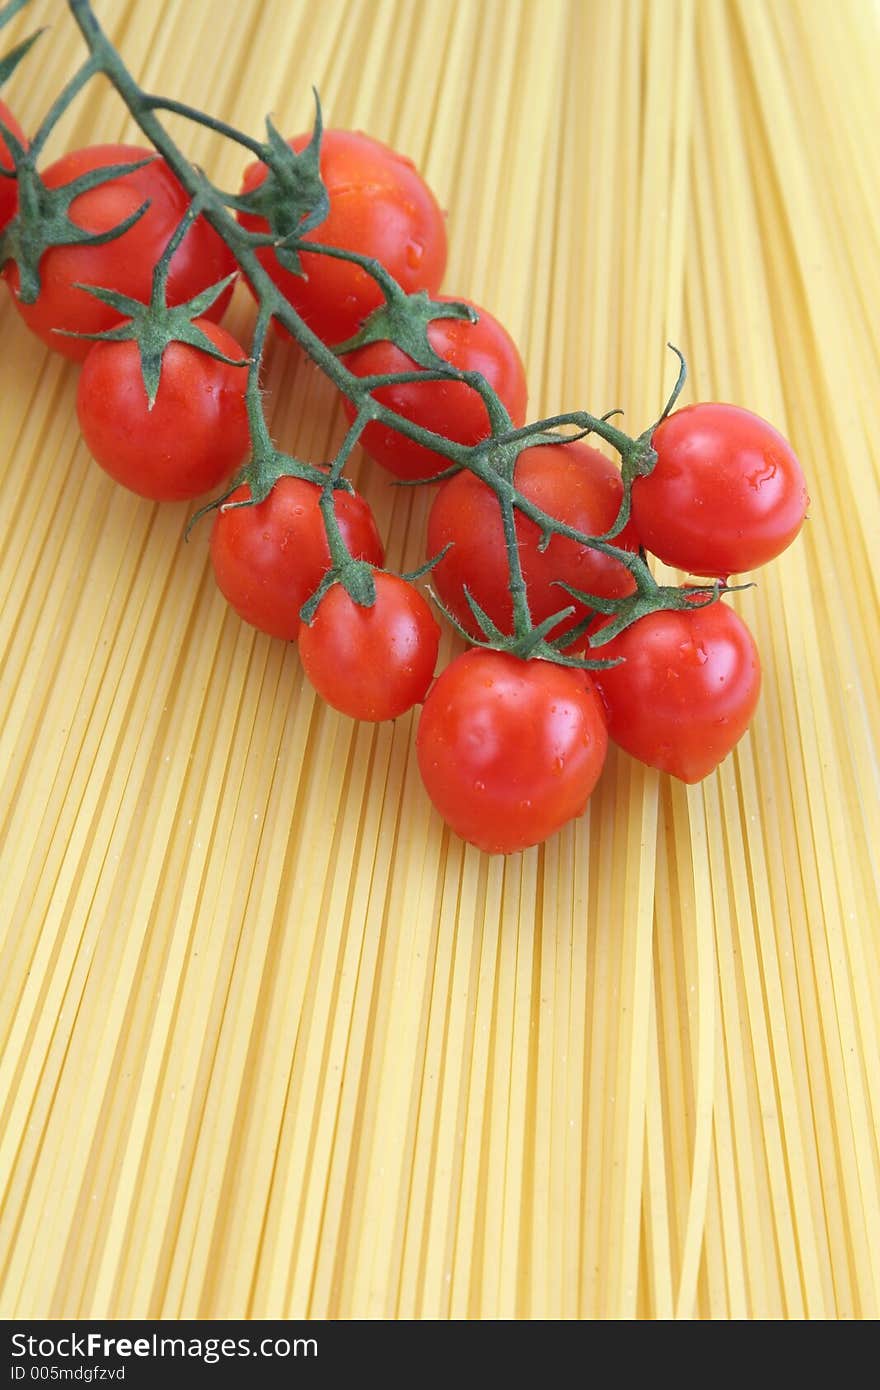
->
[2,0,710,664]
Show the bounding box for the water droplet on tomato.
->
[405,239,424,270]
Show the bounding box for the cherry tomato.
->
[5,144,236,361]
[0,100,25,232]
[340,296,527,480]
[589,599,761,782]
[427,440,639,641]
[299,571,440,721]
[632,403,809,576]
[238,129,447,346]
[416,649,608,853]
[210,475,384,641]
[76,321,250,502]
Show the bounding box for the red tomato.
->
[340,296,527,480]
[427,440,639,641]
[210,475,384,641]
[299,571,440,721]
[5,144,236,360]
[416,649,608,853]
[632,403,809,576]
[0,100,25,231]
[589,600,761,782]
[238,129,447,345]
[76,321,250,502]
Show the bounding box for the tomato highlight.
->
[77,321,251,502]
[589,600,762,783]
[416,649,608,853]
[633,403,809,576]
[428,440,639,642]
[299,572,440,721]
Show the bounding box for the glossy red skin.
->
[210,476,384,641]
[238,129,447,346]
[589,601,761,783]
[299,572,440,721]
[0,100,25,231]
[76,321,250,502]
[416,649,608,853]
[633,403,809,576]
[6,144,236,361]
[341,297,527,480]
[427,440,639,641]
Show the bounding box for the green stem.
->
[245,304,273,456]
[143,94,266,157]
[329,408,371,481]
[65,0,620,487]
[0,0,34,29]
[318,485,354,572]
[29,53,99,156]
[62,0,676,651]
[491,410,633,453]
[151,195,203,301]
[294,237,402,302]
[496,481,532,639]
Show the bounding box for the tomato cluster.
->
[0,96,810,854]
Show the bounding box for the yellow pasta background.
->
[0,0,878,1319]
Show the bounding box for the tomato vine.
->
[1,0,720,659]
[0,0,810,850]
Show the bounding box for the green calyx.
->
[299,558,377,626]
[64,272,243,406]
[557,575,745,650]
[427,583,621,671]
[52,195,247,407]
[226,97,329,274]
[0,153,153,302]
[299,532,454,628]
[333,286,477,366]
[186,448,354,540]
